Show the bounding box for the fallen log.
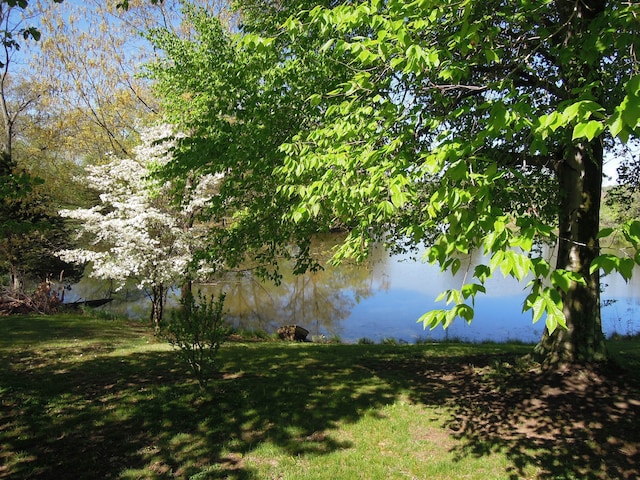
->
[62,298,114,309]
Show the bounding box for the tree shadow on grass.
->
[372,353,640,480]
[1,343,399,479]
[2,343,639,479]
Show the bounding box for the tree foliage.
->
[57,124,221,330]
[146,2,354,281]
[34,0,168,159]
[0,2,82,291]
[149,0,640,364]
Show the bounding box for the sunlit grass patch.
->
[241,397,534,480]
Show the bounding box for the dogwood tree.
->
[58,124,220,331]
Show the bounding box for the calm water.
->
[68,236,640,343]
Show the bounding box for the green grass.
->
[1,314,640,479]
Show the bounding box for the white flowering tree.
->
[58,124,220,331]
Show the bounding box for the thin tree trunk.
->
[9,265,23,293]
[150,284,165,334]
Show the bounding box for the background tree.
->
[0,1,79,292]
[603,140,640,227]
[1,0,229,291]
[149,0,640,365]
[57,124,220,331]
[35,0,166,160]
[145,1,355,282]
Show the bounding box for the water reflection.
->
[67,235,640,343]
[201,236,391,339]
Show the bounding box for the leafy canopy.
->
[149,1,640,338]
[273,0,640,334]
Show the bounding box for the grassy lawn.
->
[1,314,639,479]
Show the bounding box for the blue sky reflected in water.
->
[334,288,545,343]
[323,254,640,343]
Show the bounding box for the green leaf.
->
[623,220,640,247]
[390,56,405,69]
[473,264,491,282]
[619,258,635,281]
[542,288,565,333]
[572,120,604,141]
[309,93,322,107]
[418,310,446,330]
[443,309,457,328]
[381,200,394,216]
[484,48,500,64]
[428,50,440,67]
[505,251,531,281]
[357,48,378,65]
[390,182,407,208]
[447,258,460,275]
[523,286,566,331]
[319,38,335,53]
[537,111,565,134]
[524,293,546,323]
[562,100,604,123]
[621,94,640,129]
[590,254,619,275]
[454,304,474,323]
[588,253,634,281]
[531,258,551,278]
[446,161,468,181]
[434,290,447,303]
[445,289,463,306]
[461,283,486,299]
[627,75,640,96]
[609,89,640,140]
[292,207,308,223]
[597,227,615,239]
[551,269,585,294]
[629,220,640,238]
[607,110,626,139]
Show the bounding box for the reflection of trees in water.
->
[66,274,160,320]
[214,272,285,332]
[67,239,640,340]
[210,235,391,336]
[67,235,390,332]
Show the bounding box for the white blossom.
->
[57,124,221,304]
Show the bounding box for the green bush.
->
[163,292,227,388]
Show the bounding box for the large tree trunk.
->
[533,0,609,365]
[535,140,608,364]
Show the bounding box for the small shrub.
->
[227,327,271,341]
[83,307,118,321]
[357,337,375,345]
[163,292,227,388]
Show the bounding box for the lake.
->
[67,236,640,344]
